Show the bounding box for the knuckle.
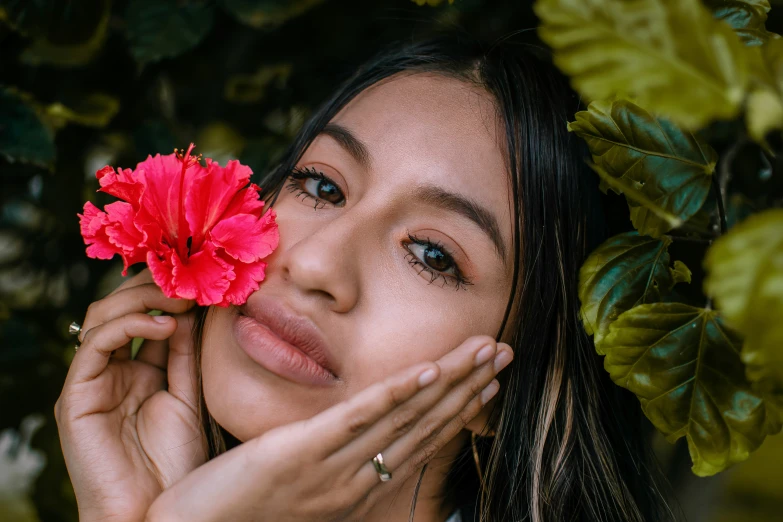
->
[415,417,441,445]
[385,384,407,409]
[457,405,478,427]
[83,300,102,325]
[468,379,485,398]
[321,493,353,520]
[55,395,73,422]
[411,441,440,470]
[390,408,418,438]
[346,413,370,435]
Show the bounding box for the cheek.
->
[341,300,496,390]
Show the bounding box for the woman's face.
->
[202,72,515,441]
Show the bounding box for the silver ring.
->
[69,322,82,336]
[372,452,392,482]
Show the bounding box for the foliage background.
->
[0,0,781,521]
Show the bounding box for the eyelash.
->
[284,166,474,291]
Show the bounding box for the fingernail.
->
[474,344,496,367]
[153,315,171,323]
[418,368,438,388]
[493,350,513,372]
[480,380,500,405]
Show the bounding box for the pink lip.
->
[232,297,338,386]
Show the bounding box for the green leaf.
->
[746,37,783,144]
[704,209,783,399]
[221,0,325,29]
[602,302,781,476]
[0,0,109,42]
[588,161,685,235]
[0,87,55,169]
[126,0,214,64]
[705,0,774,46]
[726,193,757,229]
[15,0,111,67]
[578,231,691,351]
[194,121,246,166]
[568,99,717,237]
[45,93,120,128]
[224,64,292,104]
[535,0,751,130]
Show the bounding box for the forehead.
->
[324,71,513,237]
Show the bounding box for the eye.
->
[404,232,473,291]
[285,166,345,209]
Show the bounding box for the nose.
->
[274,210,362,314]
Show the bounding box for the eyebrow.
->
[317,123,509,266]
[322,123,372,171]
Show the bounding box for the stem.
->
[705,154,731,311]
[712,175,728,235]
[718,136,745,203]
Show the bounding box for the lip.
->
[233,296,338,386]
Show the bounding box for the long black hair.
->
[193,31,674,522]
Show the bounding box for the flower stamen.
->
[175,143,198,262]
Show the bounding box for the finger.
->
[80,283,195,343]
[165,312,199,413]
[388,378,499,482]
[291,361,442,460]
[340,341,510,483]
[306,336,497,464]
[65,313,177,385]
[361,356,506,491]
[135,338,169,369]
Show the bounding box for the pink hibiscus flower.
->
[78,143,279,307]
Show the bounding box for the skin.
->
[200,72,516,520]
[55,71,517,522]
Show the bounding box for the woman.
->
[55,33,670,521]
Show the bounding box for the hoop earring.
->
[471,431,489,512]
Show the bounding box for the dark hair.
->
[192,32,673,522]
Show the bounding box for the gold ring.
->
[372,452,392,482]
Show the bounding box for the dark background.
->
[1,1,781,521]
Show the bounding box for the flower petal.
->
[171,243,235,305]
[137,153,201,243]
[78,202,119,260]
[97,166,145,208]
[103,201,147,274]
[223,183,265,217]
[147,247,178,298]
[216,256,268,307]
[210,209,279,263]
[186,159,254,242]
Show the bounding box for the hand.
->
[145,336,513,522]
[55,270,206,522]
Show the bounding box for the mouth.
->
[232,297,338,387]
